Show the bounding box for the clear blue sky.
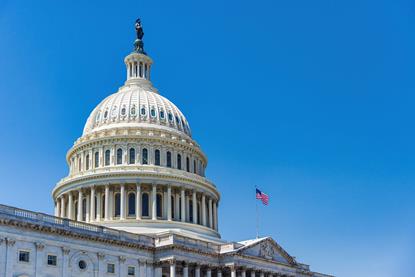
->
[0,1,414,276]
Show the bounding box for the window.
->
[79,260,87,270]
[166,151,172,168]
[175,116,181,128]
[155,149,160,166]
[193,160,197,173]
[142,148,148,164]
[85,154,90,170]
[160,110,165,119]
[140,106,146,116]
[114,193,121,217]
[105,150,110,166]
[121,106,126,116]
[139,62,143,77]
[177,154,182,170]
[186,157,190,172]
[168,112,173,122]
[128,266,135,276]
[19,250,30,262]
[171,196,175,219]
[145,64,148,78]
[47,254,57,266]
[128,193,136,216]
[102,195,105,219]
[78,158,82,172]
[142,193,149,217]
[95,152,99,167]
[95,111,101,122]
[131,105,136,116]
[82,198,87,221]
[150,107,156,117]
[117,148,123,165]
[156,194,162,218]
[189,200,193,222]
[107,263,115,274]
[104,110,108,119]
[129,148,135,164]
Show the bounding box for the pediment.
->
[238,238,296,265]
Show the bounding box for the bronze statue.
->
[135,18,144,40]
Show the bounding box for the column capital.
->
[35,242,45,250]
[119,256,126,263]
[6,238,15,246]
[168,258,176,265]
[61,247,70,255]
[98,252,105,260]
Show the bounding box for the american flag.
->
[256,188,269,206]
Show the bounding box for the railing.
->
[0,204,154,246]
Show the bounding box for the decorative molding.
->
[35,242,45,250]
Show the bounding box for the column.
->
[195,264,201,277]
[85,191,90,222]
[35,243,44,277]
[183,264,188,277]
[241,270,246,277]
[90,187,96,221]
[260,272,264,277]
[208,198,213,228]
[105,185,110,221]
[155,264,162,277]
[175,192,180,220]
[231,267,236,277]
[207,268,211,277]
[77,190,83,221]
[5,239,16,277]
[170,260,176,277]
[167,186,172,221]
[213,201,218,231]
[217,269,222,277]
[202,194,206,226]
[96,190,102,221]
[152,184,157,220]
[251,271,256,277]
[56,198,61,217]
[61,248,70,277]
[136,183,141,220]
[181,188,186,222]
[68,193,74,220]
[120,184,126,220]
[139,261,146,277]
[192,191,197,224]
[60,196,66,218]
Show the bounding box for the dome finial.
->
[134,18,146,54]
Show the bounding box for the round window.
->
[79,260,87,270]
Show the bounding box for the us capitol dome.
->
[0,18,332,277]
[52,21,218,240]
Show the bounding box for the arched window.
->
[156,194,163,218]
[171,196,175,219]
[128,193,136,216]
[78,158,82,172]
[186,157,190,172]
[142,148,148,165]
[177,154,182,170]
[94,196,97,221]
[105,150,110,166]
[129,148,135,164]
[74,200,78,221]
[82,198,87,221]
[139,62,143,77]
[197,203,201,225]
[142,193,149,217]
[95,152,99,167]
[205,201,210,226]
[101,195,105,219]
[167,151,172,168]
[141,106,146,116]
[85,155,90,170]
[114,193,121,217]
[189,200,193,222]
[116,149,123,165]
[193,160,197,174]
[155,149,160,166]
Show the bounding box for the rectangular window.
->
[128,266,135,275]
[47,254,57,266]
[19,251,30,263]
[107,263,115,273]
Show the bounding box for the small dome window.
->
[131,105,136,116]
[104,110,109,119]
[160,110,165,119]
[95,111,101,122]
[121,106,126,116]
[168,112,173,122]
[150,107,156,117]
[175,116,181,128]
[141,106,146,116]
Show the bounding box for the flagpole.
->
[255,186,259,239]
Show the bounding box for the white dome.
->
[83,84,192,137]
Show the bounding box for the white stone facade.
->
[0,20,333,277]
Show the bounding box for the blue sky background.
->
[0,1,414,276]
